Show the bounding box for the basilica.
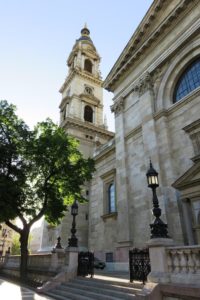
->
[39,0,200,271]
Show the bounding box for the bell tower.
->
[59,25,113,157]
[39,26,114,253]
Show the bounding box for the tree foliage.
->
[0,100,95,280]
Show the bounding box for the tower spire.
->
[81,23,90,37]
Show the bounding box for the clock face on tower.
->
[85,86,93,95]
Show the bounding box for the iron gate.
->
[77,251,94,277]
[129,248,151,284]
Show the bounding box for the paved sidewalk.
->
[0,278,54,300]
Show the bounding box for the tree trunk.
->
[20,228,30,282]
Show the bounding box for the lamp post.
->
[146,160,169,239]
[68,200,78,247]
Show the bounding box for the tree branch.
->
[18,213,28,228]
[29,172,54,228]
[5,220,22,235]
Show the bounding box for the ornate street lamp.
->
[55,236,63,249]
[146,160,169,239]
[68,200,78,247]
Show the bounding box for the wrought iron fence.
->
[129,248,151,284]
[77,251,94,277]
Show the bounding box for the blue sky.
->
[0,0,153,131]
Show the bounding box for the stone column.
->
[137,73,171,233]
[137,75,160,177]
[93,106,96,124]
[112,97,131,261]
[81,101,84,120]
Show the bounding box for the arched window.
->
[108,183,116,213]
[173,58,200,103]
[84,59,92,73]
[84,105,93,122]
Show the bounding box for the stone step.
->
[46,288,122,300]
[59,283,137,300]
[45,291,72,300]
[75,276,143,289]
[46,289,99,300]
[54,285,126,300]
[44,276,146,300]
[62,280,141,295]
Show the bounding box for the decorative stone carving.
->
[111,97,124,115]
[135,72,154,96]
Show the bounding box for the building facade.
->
[89,0,200,268]
[39,0,200,270]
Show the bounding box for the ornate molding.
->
[104,0,197,91]
[59,68,102,94]
[59,95,71,109]
[61,117,114,138]
[111,97,124,115]
[79,93,100,106]
[134,72,154,96]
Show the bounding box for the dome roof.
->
[77,24,93,44]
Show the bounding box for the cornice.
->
[61,117,114,138]
[104,0,197,92]
[78,70,103,85]
[59,71,75,93]
[79,93,100,106]
[112,17,200,102]
[125,125,142,141]
[59,95,71,109]
[59,68,103,94]
[183,118,200,134]
[94,139,116,162]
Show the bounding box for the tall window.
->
[174,58,200,103]
[84,59,92,73]
[108,183,116,213]
[84,105,93,123]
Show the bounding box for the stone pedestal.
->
[65,247,79,272]
[37,247,79,293]
[147,238,174,283]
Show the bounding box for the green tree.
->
[0,100,95,282]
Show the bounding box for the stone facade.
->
[39,0,200,271]
[39,25,114,253]
[89,0,200,268]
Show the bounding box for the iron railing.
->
[129,248,151,284]
[77,251,94,277]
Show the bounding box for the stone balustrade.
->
[166,245,200,276]
[148,238,200,285]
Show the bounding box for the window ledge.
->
[101,212,118,221]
